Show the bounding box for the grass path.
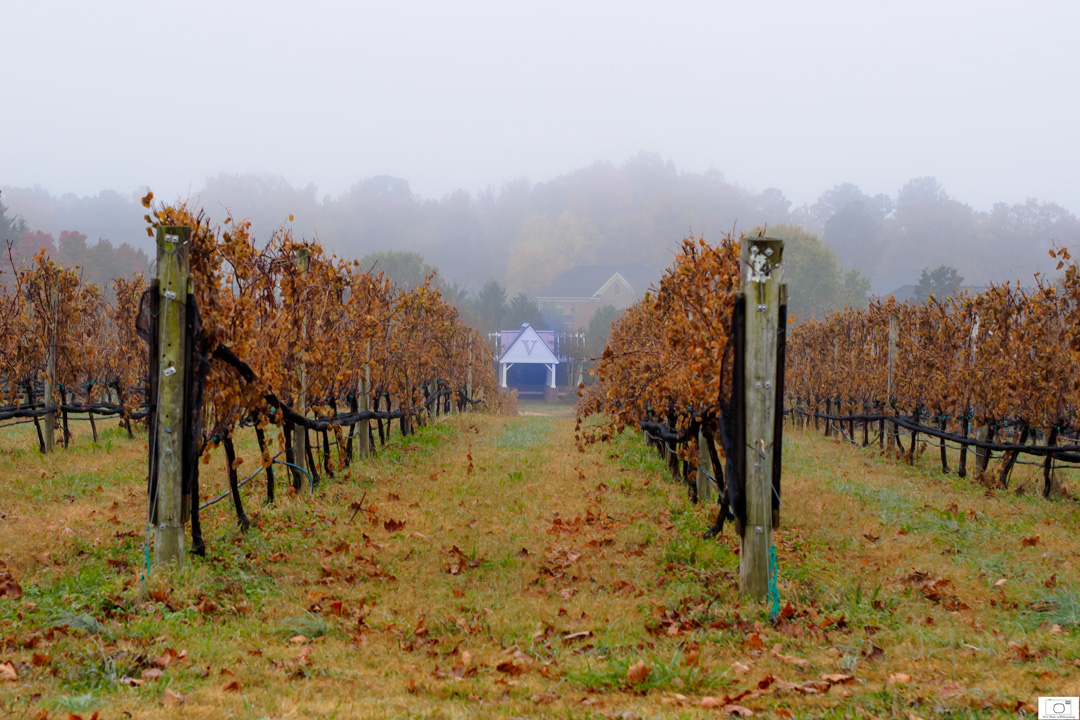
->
[0,413,1077,718]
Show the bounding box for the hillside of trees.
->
[4,153,1078,320]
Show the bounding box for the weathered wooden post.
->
[887,312,898,451]
[43,283,58,453]
[739,236,785,601]
[696,428,714,502]
[466,343,473,409]
[152,226,190,568]
[357,339,371,458]
[292,248,309,480]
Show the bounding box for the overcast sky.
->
[4,0,1078,212]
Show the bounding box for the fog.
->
[3,0,1079,305]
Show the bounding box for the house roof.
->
[536,265,659,300]
[499,324,559,364]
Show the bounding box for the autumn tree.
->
[914,265,963,302]
[769,224,868,319]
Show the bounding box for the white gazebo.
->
[498,324,559,389]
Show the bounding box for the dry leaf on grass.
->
[163,688,186,704]
[626,660,651,684]
[220,679,243,692]
[563,630,592,643]
[821,673,855,684]
[496,660,523,676]
[887,672,911,685]
[0,663,17,681]
[771,644,810,667]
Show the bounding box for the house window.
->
[614,283,621,296]
[570,303,576,313]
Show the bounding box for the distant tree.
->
[11,230,57,263]
[897,176,949,206]
[0,191,29,250]
[811,183,893,275]
[472,278,508,333]
[879,178,978,282]
[585,304,621,357]
[505,212,601,295]
[770,224,868,319]
[505,293,548,330]
[440,281,477,326]
[842,268,872,308]
[914,265,963,302]
[5,227,149,295]
[359,250,438,290]
[978,199,1080,281]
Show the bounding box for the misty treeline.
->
[0,190,150,296]
[3,152,1078,322]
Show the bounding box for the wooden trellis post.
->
[43,284,58,453]
[292,248,309,480]
[466,344,473,409]
[152,226,191,568]
[696,429,714,502]
[739,236,785,601]
[888,312,898,451]
[357,339,371,458]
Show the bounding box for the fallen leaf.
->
[140,668,163,680]
[153,648,180,668]
[724,704,754,717]
[626,660,651,684]
[888,672,911,685]
[771,645,810,667]
[220,679,242,692]
[993,578,1008,587]
[732,661,750,674]
[821,673,854,684]
[0,662,17,681]
[163,688,186,704]
[384,518,406,532]
[700,696,724,708]
[1021,535,1040,547]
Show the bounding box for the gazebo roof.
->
[499,324,559,364]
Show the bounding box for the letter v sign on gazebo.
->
[497,323,560,400]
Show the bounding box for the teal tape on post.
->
[768,545,780,618]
